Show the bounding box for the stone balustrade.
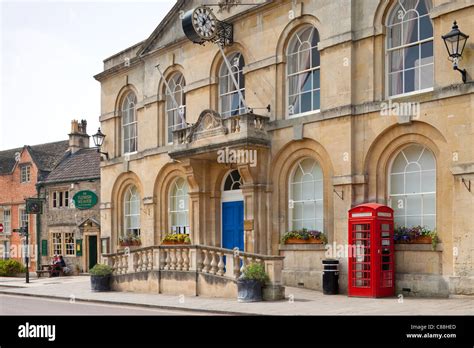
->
[104,244,284,285]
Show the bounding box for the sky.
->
[0,0,176,150]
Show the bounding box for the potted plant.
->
[237,262,269,302]
[90,264,113,292]
[394,225,439,250]
[281,228,327,245]
[119,233,141,247]
[161,233,191,245]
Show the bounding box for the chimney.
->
[69,119,90,154]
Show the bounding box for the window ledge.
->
[279,244,327,251]
[287,110,321,119]
[387,88,434,101]
[395,243,443,252]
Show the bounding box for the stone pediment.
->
[186,109,228,143]
[137,0,273,56]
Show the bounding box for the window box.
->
[118,240,142,247]
[118,233,141,247]
[161,241,191,246]
[161,233,191,245]
[396,235,432,244]
[281,229,327,245]
[394,225,439,249]
[284,237,324,245]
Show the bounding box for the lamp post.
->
[92,128,109,159]
[442,21,469,83]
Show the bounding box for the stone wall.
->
[97,0,474,296]
[280,243,450,297]
[110,270,238,299]
[39,180,100,273]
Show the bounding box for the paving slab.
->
[0,276,473,315]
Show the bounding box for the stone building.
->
[0,141,69,271]
[38,120,101,273]
[95,0,473,296]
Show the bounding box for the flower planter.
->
[396,236,432,244]
[237,279,263,302]
[161,241,191,245]
[285,238,324,244]
[118,244,142,252]
[90,275,111,292]
[119,242,141,247]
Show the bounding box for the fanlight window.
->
[389,144,436,230]
[387,0,433,96]
[224,170,242,191]
[287,25,320,117]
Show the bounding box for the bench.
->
[36,270,51,278]
[36,265,64,278]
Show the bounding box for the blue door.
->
[222,201,244,251]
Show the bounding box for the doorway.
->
[88,235,98,270]
[221,170,244,251]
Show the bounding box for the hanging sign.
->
[73,191,98,210]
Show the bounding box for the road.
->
[0,294,210,315]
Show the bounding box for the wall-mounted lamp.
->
[92,128,109,160]
[442,21,469,83]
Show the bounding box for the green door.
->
[88,236,97,270]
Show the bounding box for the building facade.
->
[38,120,101,273]
[0,141,69,271]
[95,0,473,296]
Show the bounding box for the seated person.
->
[50,256,62,277]
[51,255,70,277]
[58,255,71,275]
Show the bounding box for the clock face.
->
[192,6,217,40]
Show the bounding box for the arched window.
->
[224,170,242,191]
[219,52,245,118]
[122,92,138,154]
[387,0,433,97]
[123,185,140,237]
[165,72,186,144]
[289,158,324,231]
[389,145,436,230]
[169,178,189,234]
[287,25,320,117]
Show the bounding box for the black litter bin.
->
[322,259,339,295]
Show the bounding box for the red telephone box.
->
[348,203,395,298]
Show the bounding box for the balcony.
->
[169,110,270,159]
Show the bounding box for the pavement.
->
[0,294,209,315]
[0,276,473,315]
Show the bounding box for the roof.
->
[43,148,100,184]
[0,147,22,174]
[27,141,70,172]
[349,203,394,213]
[0,140,69,175]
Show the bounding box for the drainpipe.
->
[36,183,42,270]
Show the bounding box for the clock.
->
[182,6,218,44]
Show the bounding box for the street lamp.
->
[92,128,109,159]
[442,21,469,83]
